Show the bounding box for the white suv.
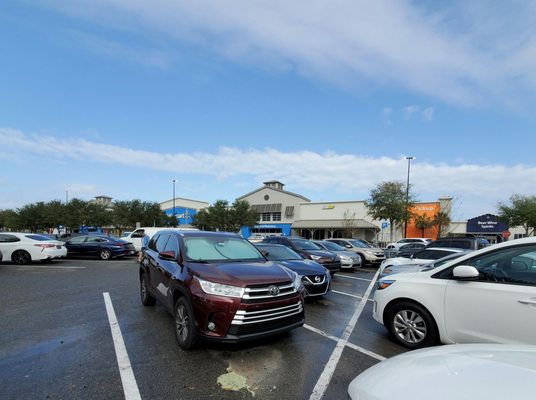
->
[373,237,536,349]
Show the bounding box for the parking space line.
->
[303,324,386,362]
[103,292,142,400]
[309,268,380,400]
[11,266,86,269]
[331,290,374,303]
[336,274,372,282]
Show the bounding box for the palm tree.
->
[414,213,433,238]
[433,211,451,238]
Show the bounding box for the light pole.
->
[172,179,177,227]
[404,156,414,238]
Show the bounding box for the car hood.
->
[348,344,536,400]
[383,256,428,266]
[301,249,337,259]
[276,259,328,276]
[190,260,293,286]
[332,250,360,259]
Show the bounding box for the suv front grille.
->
[242,282,296,300]
[228,301,304,335]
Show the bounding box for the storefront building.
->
[160,197,209,226]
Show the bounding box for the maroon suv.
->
[139,230,305,350]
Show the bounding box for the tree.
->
[414,213,433,238]
[433,211,451,238]
[192,199,258,232]
[366,181,417,242]
[497,194,536,236]
[228,200,258,232]
[341,209,357,238]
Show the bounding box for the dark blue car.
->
[256,243,331,298]
[65,234,136,260]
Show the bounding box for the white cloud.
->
[403,106,420,120]
[36,0,536,108]
[422,107,435,121]
[1,128,535,217]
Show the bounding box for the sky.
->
[2,0,536,221]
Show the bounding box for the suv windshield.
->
[291,239,322,251]
[184,236,264,262]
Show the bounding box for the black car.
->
[261,236,341,275]
[256,243,331,298]
[426,236,489,250]
[65,234,136,260]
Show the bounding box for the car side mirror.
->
[452,265,479,280]
[345,244,352,249]
[159,250,177,261]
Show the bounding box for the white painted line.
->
[103,292,142,400]
[303,324,386,362]
[22,266,86,269]
[336,274,372,282]
[309,268,380,400]
[331,290,374,303]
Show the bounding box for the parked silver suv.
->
[325,238,385,266]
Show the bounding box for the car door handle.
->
[518,299,536,305]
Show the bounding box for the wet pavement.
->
[0,258,406,399]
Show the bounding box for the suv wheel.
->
[386,301,438,349]
[174,297,197,350]
[140,274,156,306]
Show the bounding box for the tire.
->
[386,301,438,349]
[173,297,197,350]
[140,274,156,306]
[357,254,366,267]
[12,250,32,265]
[99,249,112,260]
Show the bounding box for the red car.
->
[140,230,305,350]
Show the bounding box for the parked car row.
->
[0,232,136,263]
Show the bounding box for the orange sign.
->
[406,202,440,239]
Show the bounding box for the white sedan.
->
[379,247,466,275]
[348,344,536,400]
[0,232,67,264]
[373,237,536,349]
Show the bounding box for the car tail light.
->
[34,244,56,248]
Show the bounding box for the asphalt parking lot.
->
[0,258,407,400]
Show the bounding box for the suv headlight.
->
[309,255,322,261]
[197,278,245,298]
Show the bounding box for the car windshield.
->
[319,241,345,251]
[348,239,371,248]
[184,236,264,262]
[257,245,302,261]
[291,239,322,251]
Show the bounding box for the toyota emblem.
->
[314,276,322,283]
[268,285,280,296]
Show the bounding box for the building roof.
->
[236,184,310,202]
[292,219,379,230]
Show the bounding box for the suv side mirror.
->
[452,265,479,280]
[159,250,177,261]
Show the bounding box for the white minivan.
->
[125,227,198,251]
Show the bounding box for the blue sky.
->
[2,0,536,220]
